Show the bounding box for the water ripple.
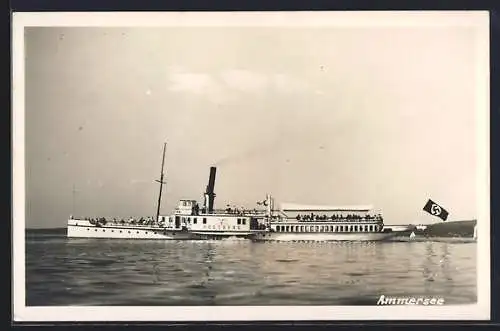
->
[26,232,477,306]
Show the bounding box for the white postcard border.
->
[12,11,491,322]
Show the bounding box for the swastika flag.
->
[423,199,449,221]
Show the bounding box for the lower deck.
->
[270,222,384,234]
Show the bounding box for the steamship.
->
[67,143,413,241]
[67,144,267,240]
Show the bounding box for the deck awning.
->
[280,203,373,212]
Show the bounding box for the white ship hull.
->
[252,231,406,242]
[67,220,192,240]
[189,230,266,240]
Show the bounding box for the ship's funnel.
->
[205,166,217,213]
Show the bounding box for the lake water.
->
[25,230,477,306]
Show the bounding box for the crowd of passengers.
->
[295,213,383,222]
[82,216,160,226]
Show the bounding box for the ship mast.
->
[155,143,167,223]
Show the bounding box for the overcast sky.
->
[23,22,484,228]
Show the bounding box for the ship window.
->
[95,229,97,231]
[128,231,131,233]
[111,230,114,232]
[203,218,207,224]
[120,230,123,233]
[285,226,289,232]
[237,219,241,225]
[242,219,246,225]
[315,226,319,232]
[137,231,139,234]
[87,228,89,231]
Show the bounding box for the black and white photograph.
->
[12,11,490,321]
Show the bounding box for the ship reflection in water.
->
[26,231,476,306]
